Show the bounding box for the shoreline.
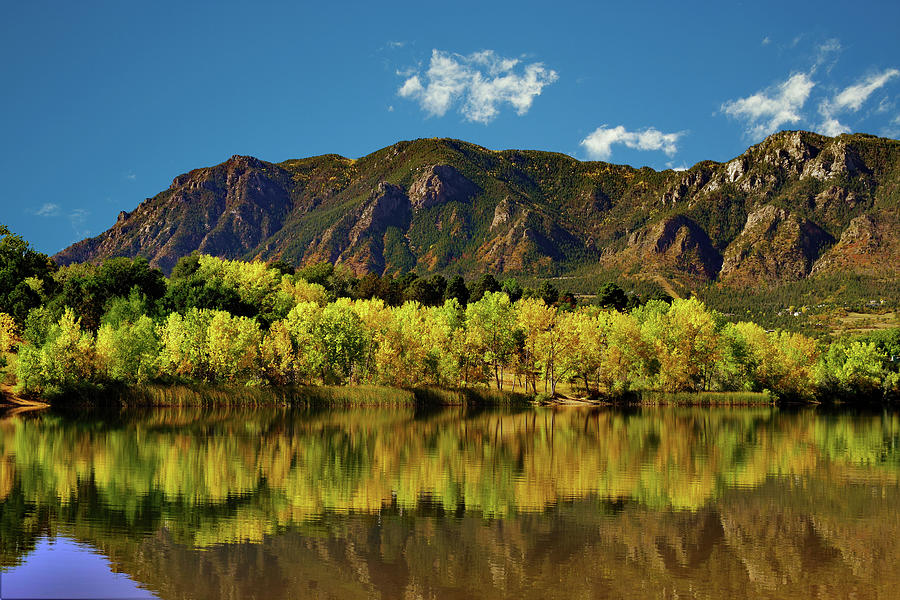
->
[5,377,891,411]
[0,382,50,409]
[0,382,801,410]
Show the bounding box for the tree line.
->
[1,224,898,401]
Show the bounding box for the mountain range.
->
[54,131,900,293]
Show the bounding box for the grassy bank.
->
[6,381,534,409]
[626,390,774,406]
[3,379,890,410]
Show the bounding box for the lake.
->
[1,402,898,599]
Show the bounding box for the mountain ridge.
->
[54,131,900,291]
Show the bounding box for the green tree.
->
[317,300,367,384]
[641,298,721,392]
[101,289,154,328]
[556,310,606,396]
[537,281,559,306]
[444,275,470,306]
[600,311,647,394]
[158,308,215,380]
[501,278,523,303]
[259,320,296,385]
[0,313,17,353]
[597,282,628,311]
[267,259,295,277]
[169,253,201,280]
[283,302,326,383]
[465,292,518,389]
[0,224,56,322]
[161,276,255,317]
[95,315,161,383]
[16,308,97,394]
[816,341,887,397]
[516,298,555,394]
[404,277,442,306]
[470,274,501,303]
[206,311,262,382]
[49,257,164,331]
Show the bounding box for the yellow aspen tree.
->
[260,320,296,385]
[0,312,17,353]
[206,311,262,383]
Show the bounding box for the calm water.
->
[1,403,899,599]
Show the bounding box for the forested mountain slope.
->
[55,131,900,291]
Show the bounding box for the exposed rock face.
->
[832,214,879,250]
[725,158,745,183]
[349,183,410,247]
[762,131,819,175]
[490,197,515,231]
[310,182,412,273]
[661,168,711,206]
[408,165,478,211]
[811,213,899,277]
[52,131,899,289]
[54,154,295,273]
[813,185,860,212]
[720,205,834,284]
[625,215,723,281]
[801,140,866,180]
[476,205,575,273]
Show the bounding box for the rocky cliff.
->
[54,131,900,289]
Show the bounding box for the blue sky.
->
[2,0,898,255]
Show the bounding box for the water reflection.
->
[1,406,898,598]
[1,536,158,599]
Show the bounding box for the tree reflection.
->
[1,406,899,598]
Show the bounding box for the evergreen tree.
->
[597,282,628,311]
[444,275,470,306]
[501,278,524,303]
[537,281,559,306]
[471,274,501,303]
[0,224,56,322]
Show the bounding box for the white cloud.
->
[829,69,898,113]
[813,39,842,72]
[397,49,558,123]
[762,37,771,46]
[876,97,893,114]
[819,118,850,137]
[388,41,406,49]
[720,36,898,139]
[398,75,424,98]
[721,73,815,139]
[125,172,136,181]
[817,68,899,136]
[35,203,61,217]
[580,125,683,161]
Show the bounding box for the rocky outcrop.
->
[811,213,899,277]
[54,155,295,273]
[476,206,574,273]
[52,131,899,287]
[760,131,820,176]
[624,215,723,281]
[720,205,834,284]
[310,183,411,273]
[408,165,478,211]
[661,168,712,206]
[490,197,516,231]
[801,140,866,180]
